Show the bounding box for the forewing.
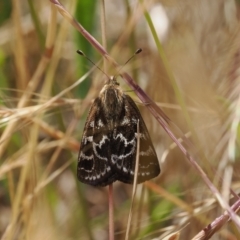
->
[77,98,117,186]
[110,94,160,184]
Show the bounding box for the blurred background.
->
[0,0,240,239]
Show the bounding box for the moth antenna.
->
[76,50,110,79]
[116,48,142,76]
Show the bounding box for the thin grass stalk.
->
[132,185,144,238]
[125,120,140,240]
[109,184,114,240]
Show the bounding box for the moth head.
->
[107,76,119,86]
[100,76,121,94]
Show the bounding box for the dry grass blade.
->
[125,120,140,240]
[108,184,114,240]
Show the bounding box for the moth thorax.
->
[102,86,123,119]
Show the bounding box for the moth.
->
[77,50,160,187]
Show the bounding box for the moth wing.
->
[110,95,160,184]
[77,98,117,186]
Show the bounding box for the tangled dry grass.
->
[0,0,240,239]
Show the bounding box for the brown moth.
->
[77,74,160,187]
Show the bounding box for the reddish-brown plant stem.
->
[108,184,114,240]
